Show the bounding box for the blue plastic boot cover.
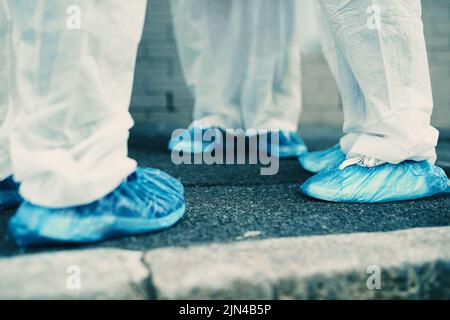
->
[301,160,450,203]
[9,167,186,246]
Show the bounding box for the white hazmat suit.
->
[0,0,146,208]
[318,0,438,165]
[171,0,303,132]
[172,0,438,164]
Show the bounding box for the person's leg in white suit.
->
[0,0,22,210]
[170,0,307,158]
[300,0,450,203]
[1,0,185,246]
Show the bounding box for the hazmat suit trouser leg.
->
[0,0,14,180]
[299,0,449,203]
[318,0,438,165]
[3,0,147,208]
[171,0,302,132]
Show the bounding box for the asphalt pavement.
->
[0,126,449,258]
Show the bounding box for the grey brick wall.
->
[130,0,450,130]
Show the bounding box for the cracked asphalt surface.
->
[0,126,449,257]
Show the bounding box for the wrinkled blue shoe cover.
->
[168,127,220,154]
[301,160,450,203]
[264,131,308,158]
[0,176,22,210]
[9,167,185,247]
[278,131,308,158]
[299,144,346,173]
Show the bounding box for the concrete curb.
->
[145,227,450,299]
[0,249,151,299]
[1,227,449,299]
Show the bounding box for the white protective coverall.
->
[318,0,438,165]
[171,0,303,132]
[0,0,147,208]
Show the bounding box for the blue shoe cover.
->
[278,131,308,158]
[263,131,308,158]
[9,167,185,247]
[168,127,221,154]
[301,160,450,203]
[298,144,346,173]
[0,176,22,210]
